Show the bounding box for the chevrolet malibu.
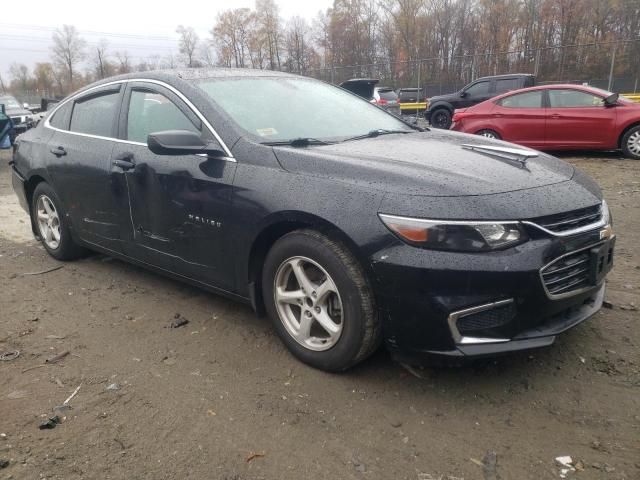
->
[10,69,615,371]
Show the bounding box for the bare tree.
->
[51,25,86,89]
[93,39,110,79]
[33,63,56,96]
[9,63,31,93]
[255,0,283,69]
[176,25,200,67]
[115,51,132,74]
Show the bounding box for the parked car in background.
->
[11,69,614,371]
[450,84,640,159]
[397,87,428,115]
[426,74,535,129]
[0,95,35,141]
[0,104,14,149]
[340,78,401,116]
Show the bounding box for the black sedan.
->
[10,69,614,371]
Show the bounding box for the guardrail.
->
[622,93,640,103]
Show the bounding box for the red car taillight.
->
[377,98,388,105]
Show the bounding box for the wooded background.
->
[2,0,639,101]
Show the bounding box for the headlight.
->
[379,214,528,252]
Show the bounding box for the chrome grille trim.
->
[524,203,607,237]
[540,242,605,300]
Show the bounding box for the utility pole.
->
[607,43,617,91]
[0,73,6,93]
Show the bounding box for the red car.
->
[450,84,640,159]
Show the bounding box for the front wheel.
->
[430,109,452,129]
[621,126,640,160]
[262,230,381,371]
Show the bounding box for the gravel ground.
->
[0,148,638,480]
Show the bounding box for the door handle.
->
[550,114,561,119]
[493,113,504,118]
[50,146,66,157]
[113,152,135,171]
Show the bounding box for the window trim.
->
[44,78,234,161]
[464,80,491,97]
[546,88,606,109]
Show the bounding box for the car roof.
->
[475,73,535,81]
[340,78,379,86]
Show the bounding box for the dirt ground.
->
[0,148,638,480]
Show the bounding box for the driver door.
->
[111,81,237,290]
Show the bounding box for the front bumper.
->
[369,226,613,364]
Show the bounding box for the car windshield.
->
[0,96,21,109]
[195,77,412,142]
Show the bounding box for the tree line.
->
[2,0,639,100]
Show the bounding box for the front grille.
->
[457,302,516,335]
[541,250,591,296]
[532,204,602,234]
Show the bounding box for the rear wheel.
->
[262,229,381,371]
[31,183,86,260]
[430,108,452,129]
[621,125,640,160]
[476,129,501,140]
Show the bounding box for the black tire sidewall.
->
[262,232,372,371]
[431,108,452,129]
[31,183,79,260]
[622,126,640,160]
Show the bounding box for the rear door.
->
[545,88,616,148]
[112,81,237,290]
[45,84,127,253]
[492,90,546,148]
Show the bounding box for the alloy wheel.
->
[628,130,640,157]
[36,195,61,250]
[479,130,498,139]
[431,111,450,129]
[274,256,343,351]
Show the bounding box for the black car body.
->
[10,69,614,371]
[426,74,535,129]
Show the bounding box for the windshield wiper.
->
[340,129,414,143]
[261,137,333,147]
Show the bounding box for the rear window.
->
[70,91,120,137]
[377,89,398,101]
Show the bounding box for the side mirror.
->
[147,130,226,157]
[604,93,619,106]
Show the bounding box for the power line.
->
[0,23,175,41]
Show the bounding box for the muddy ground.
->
[0,148,638,480]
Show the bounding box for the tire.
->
[621,125,640,160]
[476,129,501,140]
[430,108,452,129]
[262,229,381,372]
[31,182,86,260]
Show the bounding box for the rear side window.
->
[495,78,521,93]
[548,89,604,108]
[465,81,490,96]
[70,91,120,137]
[49,102,72,130]
[498,91,543,108]
[126,90,200,143]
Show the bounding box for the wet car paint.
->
[11,69,612,364]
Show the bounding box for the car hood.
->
[428,92,459,104]
[272,129,575,197]
[6,107,32,117]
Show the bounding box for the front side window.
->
[70,91,120,137]
[465,81,490,96]
[195,77,412,142]
[548,89,604,108]
[126,90,200,143]
[498,91,543,108]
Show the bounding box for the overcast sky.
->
[1,0,333,78]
